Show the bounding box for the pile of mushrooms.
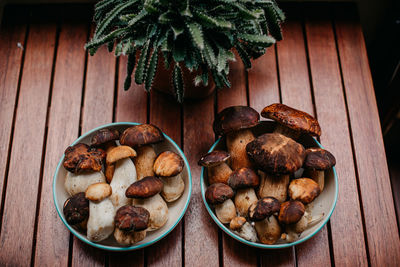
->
[200,104,336,244]
[62,124,186,246]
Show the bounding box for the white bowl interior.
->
[54,123,191,250]
[201,121,338,248]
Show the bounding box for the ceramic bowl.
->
[53,122,192,251]
[200,121,338,249]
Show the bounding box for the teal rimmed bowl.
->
[53,122,192,251]
[200,121,338,249]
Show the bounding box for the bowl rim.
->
[53,122,192,251]
[200,124,339,249]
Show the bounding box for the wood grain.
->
[146,91,182,266]
[72,33,116,267]
[34,21,88,267]
[248,47,295,267]
[334,11,400,266]
[0,21,57,265]
[0,8,27,215]
[183,94,219,267]
[108,53,147,267]
[218,58,258,267]
[305,18,368,267]
[277,20,331,267]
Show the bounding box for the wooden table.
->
[0,2,399,267]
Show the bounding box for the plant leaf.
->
[173,64,184,103]
[186,22,204,50]
[237,33,275,46]
[135,40,151,84]
[124,52,136,90]
[145,50,159,91]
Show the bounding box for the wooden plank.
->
[72,36,116,267]
[146,91,182,266]
[108,55,147,267]
[0,7,27,216]
[277,20,331,267]
[183,94,219,267]
[218,59,258,267]
[33,21,88,266]
[0,19,57,265]
[305,16,368,266]
[334,7,400,266]
[248,47,295,267]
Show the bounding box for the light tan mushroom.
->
[205,183,236,224]
[198,151,232,185]
[64,171,106,196]
[257,171,289,203]
[229,217,258,242]
[254,215,281,245]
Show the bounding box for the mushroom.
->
[288,178,321,204]
[205,183,236,224]
[281,211,324,242]
[63,192,89,226]
[113,205,149,245]
[246,133,306,202]
[303,148,336,191]
[198,150,232,185]
[90,128,119,147]
[261,103,321,140]
[64,171,106,196]
[106,145,138,208]
[228,168,259,217]
[63,143,106,173]
[254,215,281,245]
[104,143,117,183]
[120,124,164,180]
[213,106,259,170]
[154,151,185,202]
[278,200,305,225]
[229,216,258,242]
[248,197,280,221]
[126,176,168,231]
[85,183,115,242]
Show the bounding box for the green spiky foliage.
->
[86,0,285,102]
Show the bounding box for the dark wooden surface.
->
[0,3,399,267]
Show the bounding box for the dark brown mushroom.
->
[198,151,232,185]
[90,128,120,146]
[261,103,321,139]
[120,124,164,147]
[114,205,150,231]
[213,106,259,170]
[248,197,280,221]
[63,192,89,225]
[205,183,234,205]
[228,168,260,189]
[153,151,184,177]
[289,178,321,204]
[126,176,163,198]
[303,147,336,190]
[63,143,106,173]
[246,133,305,175]
[278,200,305,224]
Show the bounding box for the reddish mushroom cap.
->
[120,124,164,147]
[205,183,234,205]
[228,167,260,189]
[213,106,259,136]
[63,143,106,173]
[304,147,336,170]
[198,151,230,167]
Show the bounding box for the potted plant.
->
[86,0,285,102]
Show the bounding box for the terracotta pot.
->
[152,60,215,99]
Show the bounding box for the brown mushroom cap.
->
[261,103,321,137]
[278,200,305,224]
[246,133,305,174]
[228,168,260,189]
[106,145,137,165]
[230,216,247,230]
[120,124,164,147]
[205,183,234,205]
[153,151,184,177]
[114,205,150,231]
[126,176,163,198]
[248,197,280,221]
[198,151,230,167]
[63,192,89,225]
[289,178,321,204]
[304,148,336,170]
[63,143,106,173]
[90,128,120,146]
[213,106,260,136]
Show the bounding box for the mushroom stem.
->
[274,124,300,140]
[215,199,236,224]
[308,170,324,191]
[226,129,255,170]
[134,145,157,180]
[232,222,258,242]
[64,171,106,196]
[258,171,290,202]
[160,174,185,202]
[255,215,281,245]
[132,194,168,231]
[114,228,146,246]
[208,162,232,185]
[234,188,258,217]
[110,158,137,208]
[283,212,324,243]
[87,198,115,242]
